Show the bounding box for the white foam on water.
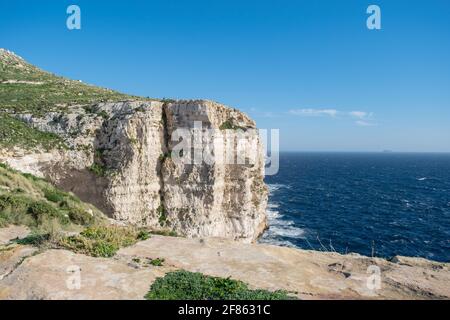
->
[266,183,288,193]
[259,184,305,248]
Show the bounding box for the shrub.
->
[219,119,246,131]
[21,172,44,182]
[90,240,117,257]
[0,162,10,170]
[157,205,167,226]
[68,207,94,226]
[137,230,151,241]
[0,194,32,213]
[44,188,66,203]
[28,200,69,225]
[89,163,107,177]
[149,258,165,267]
[59,225,147,257]
[144,270,296,300]
[219,120,234,130]
[16,233,51,246]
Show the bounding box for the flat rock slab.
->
[0,249,173,300]
[0,235,448,300]
[0,245,37,281]
[119,236,450,300]
[0,226,30,245]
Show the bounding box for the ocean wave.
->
[260,193,305,247]
[259,237,297,248]
[267,183,289,194]
[267,225,305,238]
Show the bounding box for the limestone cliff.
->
[0,100,268,242]
[0,49,268,242]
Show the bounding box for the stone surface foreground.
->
[0,229,448,300]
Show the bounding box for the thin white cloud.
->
[289,108,377,126]
[355,120,376,127]
[349,111,368,119]
[349,111,376,126]
[289,108,338,117]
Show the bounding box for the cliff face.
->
[0,100,268,242]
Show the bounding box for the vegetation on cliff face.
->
[219,118,246,131]
[0,49,151,115]
[0,113,67,151]
[145,270,295,300]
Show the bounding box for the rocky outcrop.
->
[0,100,268,242]
[0,232,448,300]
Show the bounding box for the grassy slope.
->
[0,49,150,115]
[0,49,154,151]
[0,162,153,258]
[0,162,105,231]
[0,113,67,151]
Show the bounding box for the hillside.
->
[0,162,105,232]
[0,49,152,151]
[0,49,149,115]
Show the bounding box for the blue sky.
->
[1,0,449,152]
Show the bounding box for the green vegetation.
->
[149,258,165,267]
[0,114,67,151]
[219,119,246,131]
[88,163,107,177]
[144,270,295,300]
[43,188,66,203]
[88,148,109,177]
[59,225,151,258]
[161,98,176,104]
[157,204,167,226]
[97,110,109,120]
[137,229,151,241]
[0,162,154,257]
[0,50,151,115]
[159,153,172,162]
[0,162,104,234]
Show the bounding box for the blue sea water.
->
[260,152,450,262]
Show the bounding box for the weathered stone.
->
[0,100,268,242]
[0,225,30,245]
[1,235,448,300]
[117,236,450,300]
[0,245,37,281]
[0,249,172,300]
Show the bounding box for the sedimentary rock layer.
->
[0,100,268,242]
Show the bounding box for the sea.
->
[259,152,450,262]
